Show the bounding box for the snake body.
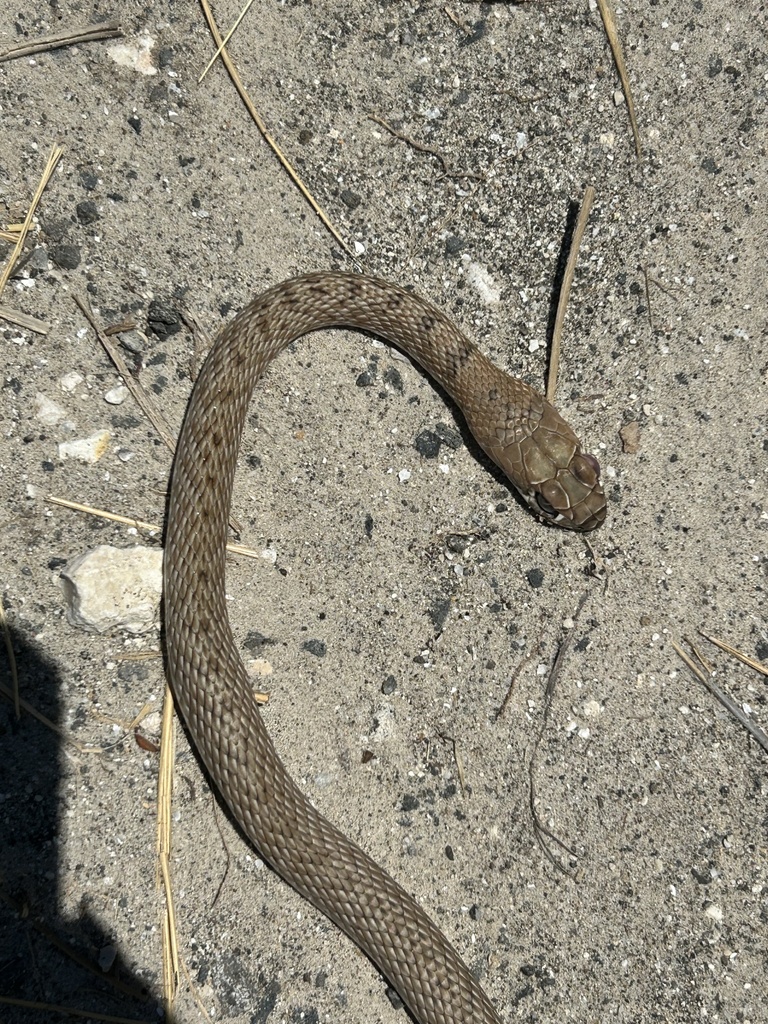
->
[164,272,605,1024]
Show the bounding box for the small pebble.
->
[60,371,83,392]
[105,385,128,405]
[58,430,110,464]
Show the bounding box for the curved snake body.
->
[164,272,606,1024]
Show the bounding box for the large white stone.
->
[61,545,162,634]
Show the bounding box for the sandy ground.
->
[1,2,766,1023]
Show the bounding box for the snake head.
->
[529,448,606,531]
[481,401,607,532]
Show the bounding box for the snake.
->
[163,271,606,1024]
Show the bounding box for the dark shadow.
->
[0,623,159,1022]
[544,198,581,363]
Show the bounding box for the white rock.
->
[61,545,162,634]
[107,34,157,76]
[371,707,396,742]
[35,393,67,426]
[58,430,110,463]
[246,658,273,677]
[465,262,501,305]
[60,371,83,392]
[104,385,128,405]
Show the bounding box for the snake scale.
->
[164,271,606,1024]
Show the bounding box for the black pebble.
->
[75,200,99,225]
[414,429,441,459]
[526,568,544,589]
[302,639,327,658]
[51,244,81,269]
[147,299,181,338]
[340,189,361,210]
[381,674,396,695]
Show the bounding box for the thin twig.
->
[197,0,355,261]
[0,22,122,63]
[528,759,579,873]
[74,294,178,453]
[596,0,642,157]
[495,654,532,722]
[0,304,49,333]
[198,0,256,82]
[72,299,250,534]
[543,592,590,710]
[439,733,467,797]
[699,631,768,679]
[0,996,152,1023]
[179,309,212,381]
[672,641,768,755]
[642,266,653,330]
[47,495,163,536]
[0,890,150,1005]
[0,145,63,299]
[526,592,591,872]
[157,683,180,1014]
[210,802,233,909]
[444,7,473,36]
[369,113,484,181]
[683,634,714,677]
[0,680,101,753]
[46,495,262,559]
[179,956,214,1024]
[546,186,595,404]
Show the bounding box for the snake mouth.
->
[535,495,606,532]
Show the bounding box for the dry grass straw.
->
[198,0,256,82]
[197,0,355,261]
[0,890,151,1011]
[46,495,262,559]
[0,145,63,300]
[546,185,595,404]
[0,678,102,754]
[672,640,768,755]
[0,22,121,62]
[699,631,768,679]
[157,683,180,1014]
[596,0,641,157]
[527,592,590,873]
[74,295,178,453]
[0,303,49,333]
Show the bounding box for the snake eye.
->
[575,452,601,482]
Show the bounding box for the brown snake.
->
[164,271,606,1024]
